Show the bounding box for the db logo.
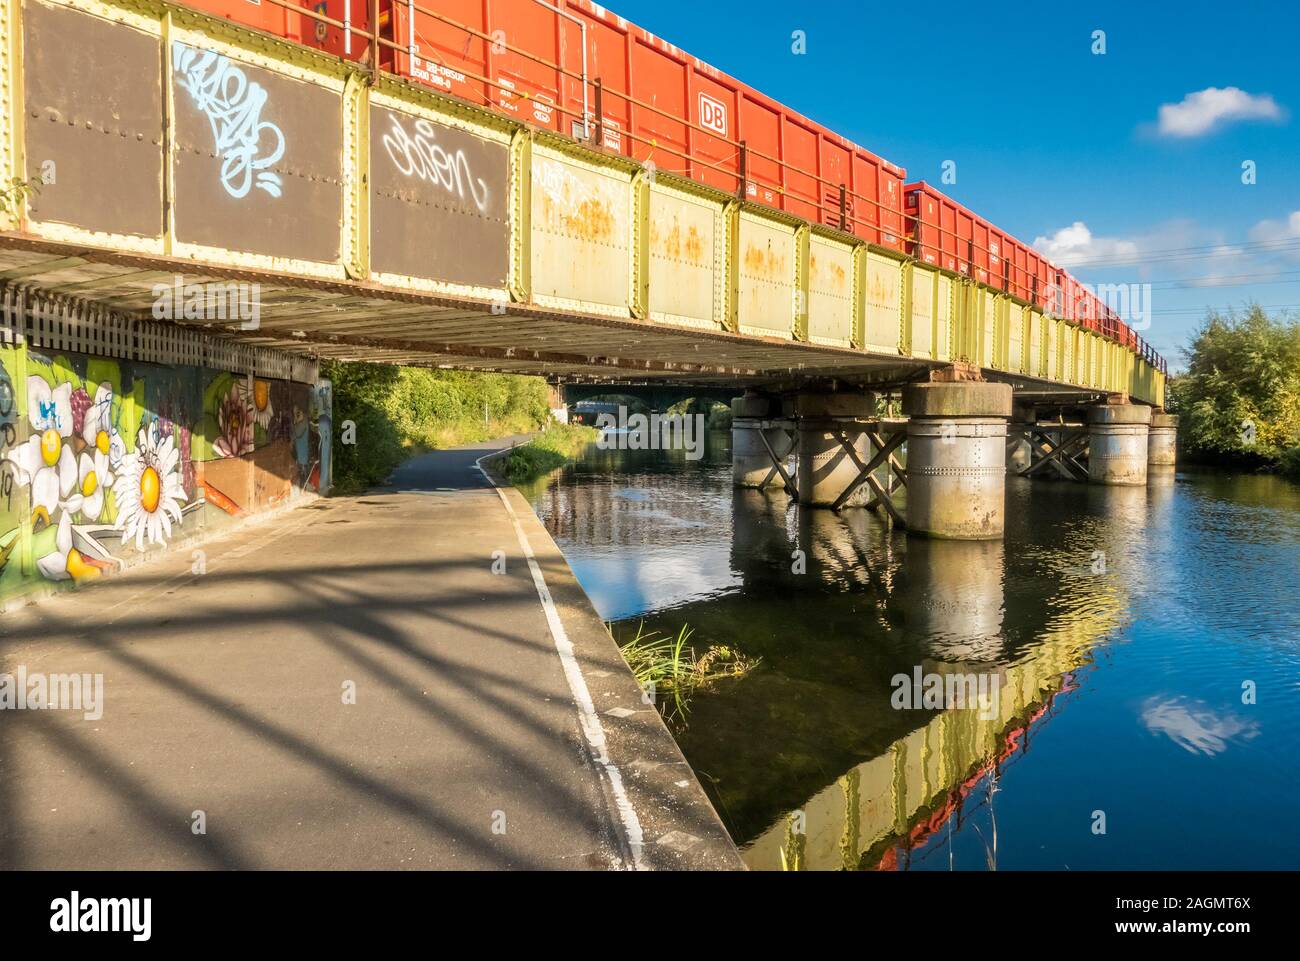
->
[698,93,727,136]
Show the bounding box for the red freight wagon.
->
[364,0,908,246]
[1059,274,1080,324]
[557,0,906,246]
[1026,249,1051,312]
[1011,244,1028,303]
[181,0,381,64]
[905,181,1045,303]
[181,0,314,43]
[904,181,977,274]
[1078,285,1101,331]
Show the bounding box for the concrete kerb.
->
[476,448,747,871]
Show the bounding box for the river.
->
[520,433,1300,870]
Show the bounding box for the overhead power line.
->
[1051,236,1300,270]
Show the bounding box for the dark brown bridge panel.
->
[23,0,164,237]
[171,42,342,264]
[369,104,510,289]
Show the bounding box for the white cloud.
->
[1032,219,1264,285]
[1246,210,1300,264]
[1248,210,1300,243]
[1031,222,1139,265]
[1155,86,1282,138]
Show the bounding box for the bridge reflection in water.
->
[525,434,1152,870]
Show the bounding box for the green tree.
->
[1166,306,1300,466]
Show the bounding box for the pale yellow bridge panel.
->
[807,234,855,348]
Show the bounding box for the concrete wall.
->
[0,341,330,609]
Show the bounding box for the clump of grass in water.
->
[612,622,758,725]
[504,422,599,483]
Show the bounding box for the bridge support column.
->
[1087,403,1152,486]
[1006,403,1035,474]
[731,393,794,488]
[793,393,875,507]
[902,382,1013,539]
[1148,412,1178,471]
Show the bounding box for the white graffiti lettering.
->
[382,115,491,213]
[172,42,285,199]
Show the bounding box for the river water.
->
[521,433,1300,870]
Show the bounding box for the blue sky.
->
[602,0,1299,369]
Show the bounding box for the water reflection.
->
[1140,695,1260,756]
[899,539,1006,663]
[527,436,1300,870]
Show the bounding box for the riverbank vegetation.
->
[323,361,552,493]
[613,622,759,724]
[1166,306,1300,481]
[501,422,599,482]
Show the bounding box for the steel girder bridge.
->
[1,0,1164,405]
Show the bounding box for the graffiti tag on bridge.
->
[381,114,492,214]
[173,42,285,199]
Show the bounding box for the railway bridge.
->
[0,0,1174,581]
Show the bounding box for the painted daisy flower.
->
[115,421,188,550]
[82,382,121,461]
[61,382,118,522]
[37,511,105,582]
[214,383,255,458]
[64,449,114,522]
[239,374,275,431]
[4,378,78,529]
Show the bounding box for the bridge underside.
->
[0,239,937,386]
[0,239,1108,403]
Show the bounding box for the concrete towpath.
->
[0,436,743,870]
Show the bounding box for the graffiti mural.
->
[0,345,327,606]
[0,350,24,585]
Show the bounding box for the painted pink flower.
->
[70,387,91,437]
[213,385,254,458]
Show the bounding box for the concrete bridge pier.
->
[792,393,876,508]
[1148,412,1179,471]
[1086,402,1153,486]
[902,381,1013,539]
[731,392,795,488]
